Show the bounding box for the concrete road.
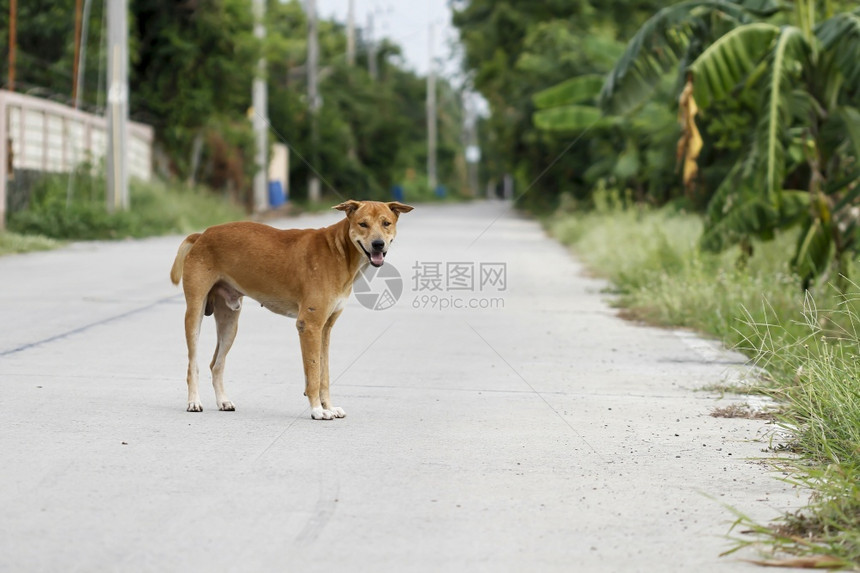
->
[0,201,800,572]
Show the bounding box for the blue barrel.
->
[268,181,286,207]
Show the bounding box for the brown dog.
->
[169,200,413,419]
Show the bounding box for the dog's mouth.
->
[359,243,386,267]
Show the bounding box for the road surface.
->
[0,201,800,572]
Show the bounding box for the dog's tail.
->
[170,233,201,285]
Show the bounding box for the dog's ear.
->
[333,200,362,216]
[387,202,414,218]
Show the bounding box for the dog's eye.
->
[358,222,368,228]
[382,221,391,227]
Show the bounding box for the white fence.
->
[0,89,154,230]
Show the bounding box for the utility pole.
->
[307,0,321,202]
[74,0,94,108]
[252,0,268,212]
[72,0,83,102]
[346,0,357,162]
[366,12,378,81]
[8,0,16,91]
[426,23,437,191]
[463,93,480,197]
[106,0,129,212]
[346,0,356,67]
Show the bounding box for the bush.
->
[0,231,59,255]
[8,170,246,240]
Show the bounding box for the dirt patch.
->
[711,402,775,420]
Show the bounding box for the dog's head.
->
[334,200,414,267]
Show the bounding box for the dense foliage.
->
[452,0,670,209]
[7,168,246,239]
[0,0,465,206]
[454,0,860,286]
[594,0,860,286]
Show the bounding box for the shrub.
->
[8,170,245,240]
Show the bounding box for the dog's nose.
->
[371,239,385,251]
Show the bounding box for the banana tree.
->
[598,0,860,286]
[691,6,860,285]
[537,0,788,204]
[598,0,784,115]
[531,73,679,199]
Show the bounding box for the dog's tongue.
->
[371,251,385,266]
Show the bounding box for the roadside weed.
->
[0,231,60,255]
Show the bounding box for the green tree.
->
[453,0,666,208]
[266,1,464,202]
[1,0,465,210]
[131,0,258,196]
[0,0,106,102]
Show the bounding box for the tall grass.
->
[0,230,59,255]
[551,201,860,566]
[734,295,860,566]
[551,205,815,362]
[8,170,246,241]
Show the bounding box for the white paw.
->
[310,407,331,420]
[187,401,203,412]
[218,400,235,411]
[310,407,345,420]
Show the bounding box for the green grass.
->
[551,207,812,356]
[0,230,61,255]
[3,170,454,253]
[7,170,246,241]
[550,203,860,567]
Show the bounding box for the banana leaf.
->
[834,106,860,162]
[532,105,613,132]
[689,22,780,108]
[816,9,860,91]
[791,214,835,280]
[754,26,809,205]
[598,0,764,115]
[532,75,605,110]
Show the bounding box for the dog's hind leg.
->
[184,293,206,412]
[210,293,241,411]
[182,261,216,412]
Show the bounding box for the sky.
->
[314,0,462,79]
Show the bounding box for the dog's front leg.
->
[320,310,346,418]
[297,315,334,420]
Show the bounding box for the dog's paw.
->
[187,401,203,412]
[310,407,335,420]
[218,400,235,411]
[310,406,346,420]
[310,407,332,420]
